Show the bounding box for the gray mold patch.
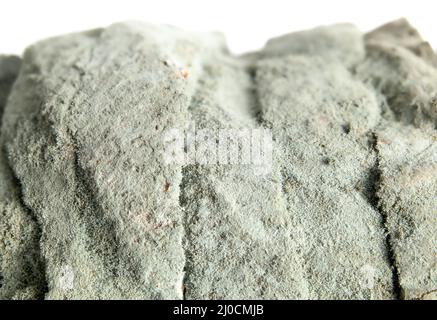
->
[0,55,47,300]
[0,19,436,300]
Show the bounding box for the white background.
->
[1,0,435,55]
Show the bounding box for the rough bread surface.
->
[0,19,436,299]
